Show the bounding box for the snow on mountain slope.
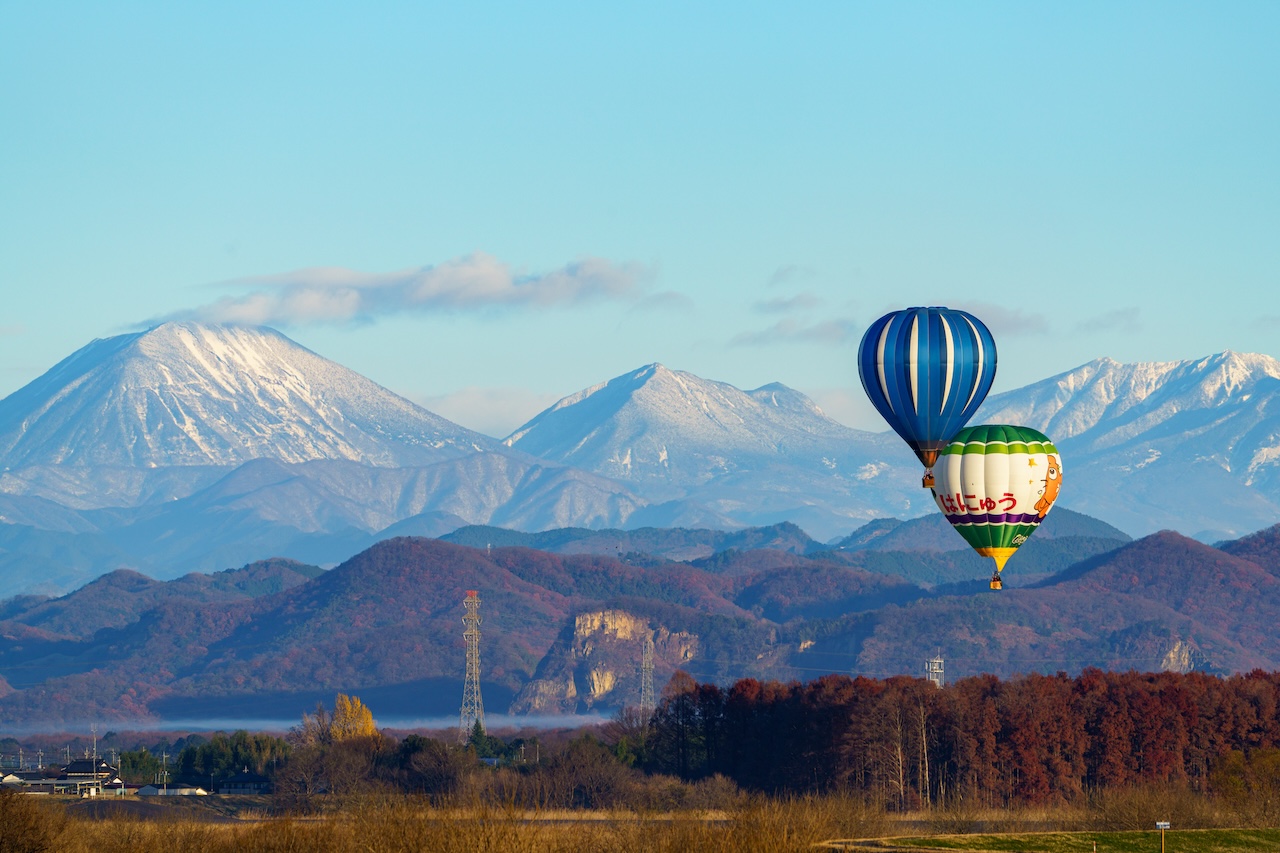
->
[0,322,493,469]
[979,352,1280,448]
[83,454,648,582]
[977,351,1280,537]
[504,363,924,537]
[507,364,878,480]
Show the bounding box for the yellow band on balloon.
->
[976,547,1018,572]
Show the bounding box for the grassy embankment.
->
[6,789,1280,852]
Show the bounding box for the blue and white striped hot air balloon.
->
[857,307,997,479]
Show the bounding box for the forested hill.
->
[0,521,1277,726]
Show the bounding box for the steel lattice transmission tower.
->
[639,632,655,716]
[458,590,486,743]
[924,654,945,689]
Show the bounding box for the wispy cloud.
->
[754,292,822,314]
[731,318,857,347]
[1074,307,1141,335]
[767,264,815,287]
[156,253,648,326]
[950,302,1049,337]
[631,290,696,312]
[0,324,26,337]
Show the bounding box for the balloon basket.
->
[989,572,1003,591]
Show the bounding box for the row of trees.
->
[641,669,1280,807]
[118,730,291,786]
[111,671,1280,812]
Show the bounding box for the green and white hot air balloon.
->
[930,424,1063,589]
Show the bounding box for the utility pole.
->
[458,590,485,743]
[92,724,100,796]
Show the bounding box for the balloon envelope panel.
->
[932,424,1062,570]
[857,307,997,468]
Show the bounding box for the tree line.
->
[640,668,1280,807]
[106,671,1280,814]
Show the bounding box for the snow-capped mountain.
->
[978,351,1280,538]
[0,322,492,471]
[504,363,925,537]
[5,321,1280,596]
[0,323,660,594]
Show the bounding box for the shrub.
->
[0,789,69,853]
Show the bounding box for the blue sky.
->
[2,2,1277,436]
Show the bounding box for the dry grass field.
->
[5,787,1280,853]
[7,791,881,852]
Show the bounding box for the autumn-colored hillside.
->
[0,558,321,639]
[805,530,1280,681]
[1,519,1278,727]
[1219,522,1280,576]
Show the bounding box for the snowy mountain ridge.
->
[0,322,493,470]
[503,362,922,535]
[977,350,1280,537]
[980,351,1280,447]
[505,362,868,473]
[3,321,1280,596]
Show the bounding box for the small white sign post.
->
[1156,820,1171,852]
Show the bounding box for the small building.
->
[4,768,60,794]
[138,783,208,796]
[58,758,122,786]
[58,758,123,796]
[217,767,271,796]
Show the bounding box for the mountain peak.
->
[501,363,913,539]
[1046,529,1279,602]
[0,321,490,469]
[505,364,862,464]
[977,351,1280,537]
[979,350,1280,442]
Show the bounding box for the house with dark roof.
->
[59,758,121,784]
[3,758,124,795]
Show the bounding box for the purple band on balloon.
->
[942,512,1043,526]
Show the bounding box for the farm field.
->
[7,792,1280,853]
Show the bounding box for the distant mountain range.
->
[502,362,921,535]
[1,321,1278,597]
[5,518,1280,728]
[978,351,1280,539]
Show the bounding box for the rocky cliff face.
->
[1160,639,1209,674]
[509,609,697,714]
